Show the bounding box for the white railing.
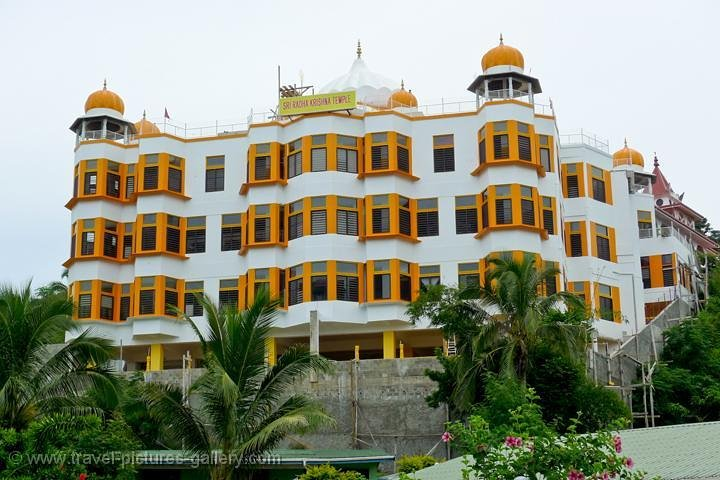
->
[82,130,127,141]
[638,228,654,239]
[559,130,609,153]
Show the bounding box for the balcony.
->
[559,130,609,153]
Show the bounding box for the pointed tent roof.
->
[320,42,399,108]
[651,154,672,198]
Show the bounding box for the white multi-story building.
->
[64,40,717,370]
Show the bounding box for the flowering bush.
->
[447,391,656,480]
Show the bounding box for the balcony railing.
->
[559,130,609,153]
[82,130,128,142]
[638,228,653,239]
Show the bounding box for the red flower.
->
[79,474,87,480]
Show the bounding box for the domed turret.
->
[387,81,418,108]
[481,34,525,72]
[613,139,645,168]
[84,80,125,114]
[134,112,160,136]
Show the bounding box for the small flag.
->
[164,108,171,120]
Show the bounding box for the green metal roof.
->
[380,456,473,480]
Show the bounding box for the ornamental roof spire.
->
[357,40,362,58]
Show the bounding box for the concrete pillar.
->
[266,337,277,366]
[383,331,396,359]
[354,345,360,361]
[148,344,164,371]
[309,310,319,355]
[101,118,107,139]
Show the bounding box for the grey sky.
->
[1,0,718,288]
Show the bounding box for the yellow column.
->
[399,342,404,359]
[354,345,360,361]
[266,337,277,366]
[148,344,164,371]
[383,331,396,359]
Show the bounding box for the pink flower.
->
[624,457,634,469]
[598,473,610,480]
[79,474,88,480]
[613,435,622,453]
[504,436,523,447]
[567,471,585,480]
[441,431,453,443]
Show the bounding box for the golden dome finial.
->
[624,137,628,148]
[103,78,107,90]
[400,79,405,90]
[357,40,362,58]
[142,110,147,119]
[499,33,504,44]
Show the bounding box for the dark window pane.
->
[336,275,359,302]
[288,152,302,178]
[399,209,411,236]
[289,214,303,240]
[566,175,580,198]
[168,167,183,193]
[597,236,611,261]
[397,146,410,172]
[400,275,412,301]
[184,293,203,317]
[433,147,455,172]
[599,296,614,321]
[81,232,95,255]
[187,229,207,254]
[478,140,486,165]
[592,178,606,203]
[84,172,97,195]
[540,148,551,171]
[372,208,390,234]
[119,296,131,321]
[459,274,479,288]
[219,290,239,309]
[139,290,154,315]
[417,211,439,237]
[455,209,478,234]
[373,274,391,300]
[106,173,120,198]
[100,295,113,320]
[254,217,271,242]
[543,209,555,235]
[143,166,159,190]
[103,232,118,257]
[164,290,178,316]
[495,199,513,225]
[123,234,133,258]
[371,145,389,170]
[255,156,271,180]
[125,176,135,198]
[493,134,509,159]
[481,203,489,229]
[220,226,240,251]
[570,233,583,257]
[337,210,359,236]
[289,278,303,305]
[518,135,532,161]
[205,168,225,192]
[311,276,328,301]
[166,227,181,253]
[141,226,156,251]
[521,199,535,226]
[78,294,92,318]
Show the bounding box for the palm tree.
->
[408,255,589,411]
[0,283,118,429]
[143,288,333,480]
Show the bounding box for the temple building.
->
[64,39,717,370]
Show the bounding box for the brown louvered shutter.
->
[106,173,121,197]
[521,199,535,226]
[397,146,410,172]
[493,135,509,159]
[372,208,390,233]
[311,210,327,235]
[399,209,411,236]
[164,290,178,316]
[417,211,439,237]
[570,234,583,257]
[143,166,159,190]
[371,145,389,170]
[433,147,455,172]
[168,168,183,193]
[543,209,555,235]
[254,217,271,242]
[141,226,156,251]
[566,175,580,198]
[455,209,478,234]
[495,199,513,225]
[597,236,611,261]
[103,232,118,257]
[166,227,181,253]
[592,178,606,203]
[518,135,532,161]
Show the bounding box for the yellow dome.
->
[612,140,645,167]
[84,81,125,114]
[134,116,160,136]
[387,81,418,108]
[481,35,525,71]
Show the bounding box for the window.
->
[165,215,181,254]
[186,216,206,254]
[168,155,183,193]
[119,284,131,321]
[372,260,392,300]
[370,133,389,170]
[106,161,120,198]
[139,277,155,315]
[102,220,118,258]
[219,279,239,309]
[184,281,204,317]
[311,135,327,172]
[77,281,93,319]
[397,134,410,173]
[221,214,242,251]
[371,195,391,234]
[569,222,584,257]
[254,144,272,180]
[641,256,651,289]
[311,262,328,301]
[570,281,587,303]
[495,185,513,225]
[591,166,607,203]
[336,197,359,236]
[141,214,157,251]
[143,154,159,190]
[662,254,675,287]
[288,264,304,305]
[122,223,133,259]
[539,135,552,171]
[164,277,179,316]
[81,219,95,256]
[541,197,555,235]
[336,262,360,302]
[595,224,611,261]
[337,135,359,173]
[125,165,135,199]
[398,196,411,236]
[433,134,455,172]
[84,160,98,195]
[480,190,489,230]
[288,200,304,240]
[420,265,441,287]
[517,123,532,161]
[493,122,510,159]
[478,127,487,166]
[637,211,652,237]
[458,262,480,287]
[254,205,271,243]
[253,268,271,298]
[417,198,439,237]
[563,163,581,198]
[455,195,478,234]
[310,197,327,235]
[520,186,535,226]
[288,139,303,178]
[205,156,225,192]
[399,261,412,301]
[597,284,614,321]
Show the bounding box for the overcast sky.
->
[0,0,718,288]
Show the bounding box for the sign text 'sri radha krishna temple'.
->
[279,91,356,116]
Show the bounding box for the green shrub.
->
[298,464,367,480]
[396,454,440,473]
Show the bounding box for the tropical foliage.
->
[0,283,118,430]
[395,454,441,473]
[297,464,367,480]
[142,288,333,480]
